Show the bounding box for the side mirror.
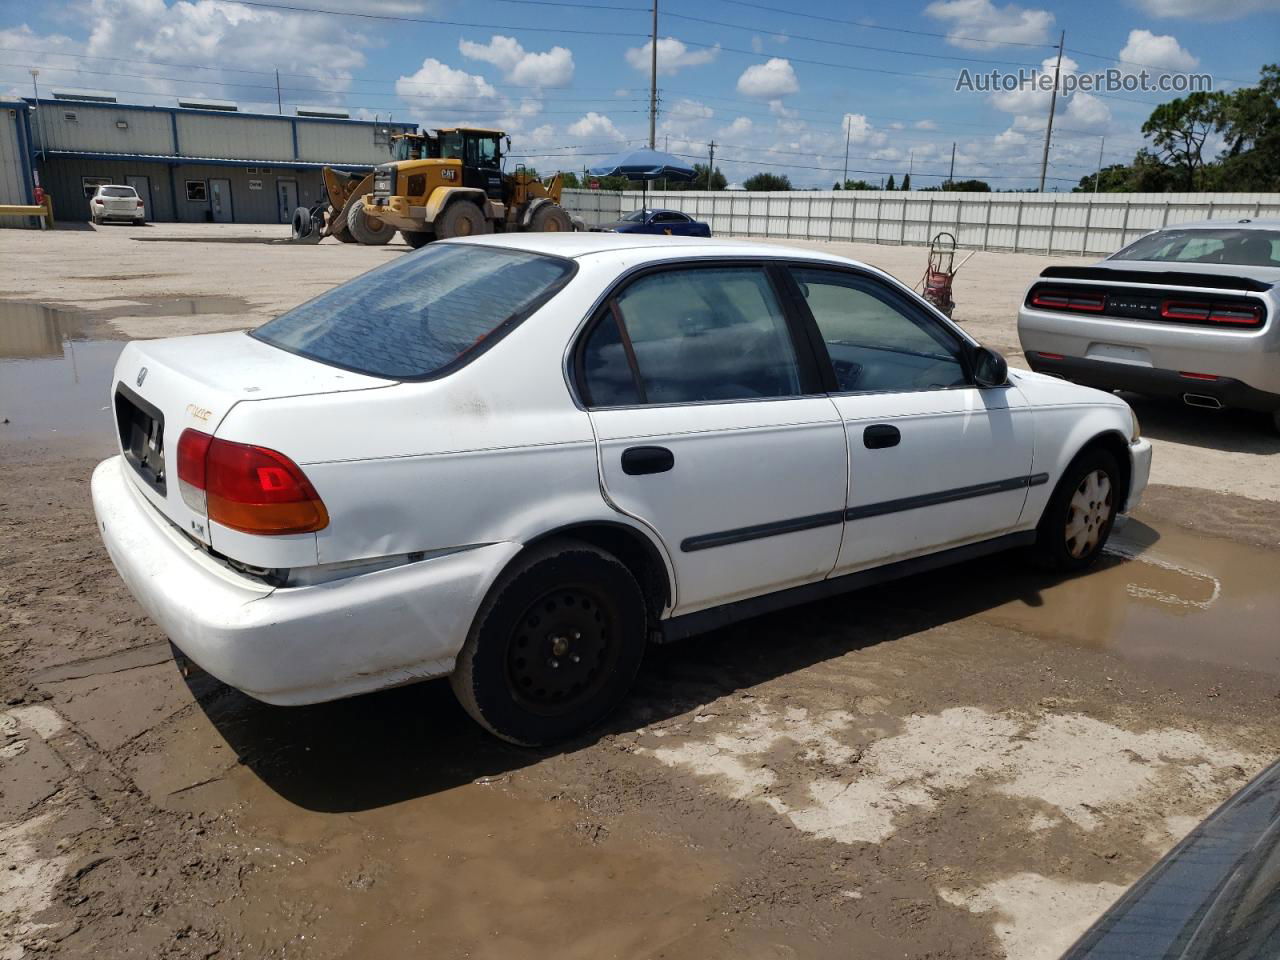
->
[971,346,1008,388]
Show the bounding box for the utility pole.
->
[275,69,283,114]
[708,140,716,190]
[948,142,956,187]
[1093,135,1105,193]
[648,0,658,149]
[29,69,45,163]
[1039,30,1064,193]
[842,118,850,188]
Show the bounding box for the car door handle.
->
[863,424,901,449]
[621,446,675,475]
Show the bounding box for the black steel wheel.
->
[450,539,647,745]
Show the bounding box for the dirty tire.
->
[1032,446,1121,572]
[402,230,434,249]
[435,201,489,240]
[290,206,313,240]
[529,203,572,233]
[450,540,647,746]
[330,221,356,243]
[346,199,394,245]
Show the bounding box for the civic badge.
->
[136,367,148,388]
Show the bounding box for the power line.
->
[663,11,1045,68]
[231,0,648,36]
[701,0,1056,50]
[1064,47,1253,87]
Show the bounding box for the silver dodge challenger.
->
[1018,218,1280,434]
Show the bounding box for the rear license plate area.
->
[114,383,167,495]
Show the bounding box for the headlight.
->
[1129,407,1141,442]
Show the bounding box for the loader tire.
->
[435,200,489,240]
[330,221,357,243]
[346,199,394,245]
[402,230,434,249]
[529,203,572,233]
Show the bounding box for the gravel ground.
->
[2,222,1279,960]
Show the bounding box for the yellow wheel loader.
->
[359,128,578,247]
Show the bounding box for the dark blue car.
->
[601,208,712,237]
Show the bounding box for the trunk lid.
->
[111,331,391,547]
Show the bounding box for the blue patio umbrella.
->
[589,147,697,211]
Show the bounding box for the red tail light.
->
[1161,300,1262,326]
[1030,289,1106,313]
[176,429,328,535]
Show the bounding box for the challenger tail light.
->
[1161,300,1262,327]
[1029,289,1106,313]
[176,429,328,535]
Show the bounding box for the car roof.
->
[446,231,852,264]
[1161,217,1280,231]
[96,184,134,189]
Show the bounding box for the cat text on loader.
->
[359,128,575,248]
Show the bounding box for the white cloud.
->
[924,0,1054,49]
[990,54,1079,114]
[842,113,888,147]
[768,99,798,118]
[568,111,624,139]
[915,119,939,130]
[1132,0,1280,19]
[396,58,497,121]
[624,38,719,76]
[719,116,754,138]
[458,35,574,87]
[737,58,799,98]
[1065,92,1111,130]
[1117,29,1198,73]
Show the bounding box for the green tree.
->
[667,164,727,190]
[1209,64,1280,191]
[1073,163,1131,193]
[941,178,990,192]
[560,171,581,189]
[886,174,896,190]
[743,172,792,190]
[901,173,911,190]
[842,179,874,190]
[1142,91,1223,190]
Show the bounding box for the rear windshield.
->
[252,244,575,379]
[100,186,136,197]
[1111,229,1280,268]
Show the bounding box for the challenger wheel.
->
[450,540,647,746]
[346,199,393,245]
[1033,448,1121,572]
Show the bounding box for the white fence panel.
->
[561,189,1280,255]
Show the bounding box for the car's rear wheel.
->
[1032,447,1121,571]
[450,540,647,746]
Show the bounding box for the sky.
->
[2,0,1277,189]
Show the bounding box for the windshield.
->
[439,132,464,160]
[621,210,649,222]
[100,187,136,198]
[1111,229,1280,268]
[252,244,575,380]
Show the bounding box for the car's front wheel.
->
[1033,447,1121,571]
[450,540,647,746]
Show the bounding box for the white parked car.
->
[91,234,1151,744]
[89,184,145,225]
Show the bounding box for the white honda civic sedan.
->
[91,233,1151,744]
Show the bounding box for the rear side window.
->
[581,266,803,406]
[253,244,574,379]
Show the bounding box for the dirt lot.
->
[3,222,1280,960]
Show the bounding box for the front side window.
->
[581,266,803,406]
[791,268,966,393]
[254,244,574,380]
[620,210,648,223]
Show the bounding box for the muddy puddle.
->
[0,298,248,444]
[978,520,1280,676]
